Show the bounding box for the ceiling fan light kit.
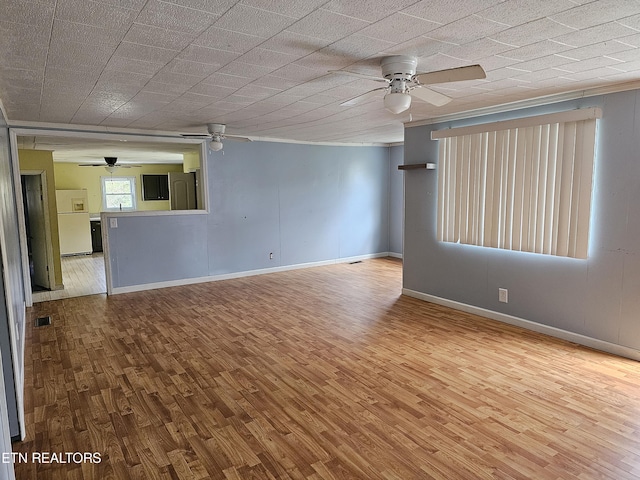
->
[104,157,118,173]
[209,139,223,151]
[384,92,412,114]
[381,55,415,114]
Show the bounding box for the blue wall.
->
[107,141,393,288]
[403,89,640,353]
[388,145,404,256]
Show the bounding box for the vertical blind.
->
[432,108,601,259]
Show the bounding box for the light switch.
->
[110,218,118,228]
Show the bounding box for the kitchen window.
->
[101,176,137,211]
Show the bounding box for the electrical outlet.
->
[498,288,508,303]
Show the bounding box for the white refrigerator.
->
[56,189,92,255]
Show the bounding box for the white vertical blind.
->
[435,109,599,259]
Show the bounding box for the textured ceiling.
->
[3,0,640,145]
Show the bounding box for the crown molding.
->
[405,79,640,129]
[7,120,188,139]
[7,120,391,148]
[0,98,8,124]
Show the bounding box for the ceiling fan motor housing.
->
[381,55,417,94]
[381,55,418,78]
[207,123,226,136]
[104,157,117,166]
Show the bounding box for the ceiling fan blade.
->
[224,135,252,142]
[329,70,388,83]
[409,86,452,107]
[78,164,103,167]
[181,134,210,138]
[340,88,387,107]
[413,64,486,85]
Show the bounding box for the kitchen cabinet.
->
[142,174,169,200]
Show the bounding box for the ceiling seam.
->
[39,0,59,122]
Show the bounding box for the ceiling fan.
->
[79,157,140,173]
[331,55,486,114]
[181,123,251,151]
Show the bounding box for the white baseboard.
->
[111,252,393,295]
[388,252,403,259]
[402,288,640,362]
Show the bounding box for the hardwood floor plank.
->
[33,253,106,303]
[14,258,640,479]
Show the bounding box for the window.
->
[432,108,601,259]
[101,176,137,211]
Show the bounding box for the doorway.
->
[20,170,107,303]
[20,172,55,293]
[11,128,207,301]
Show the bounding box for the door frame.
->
[9,133,33,307]
[8,127,207,299]
[21,170,57,293]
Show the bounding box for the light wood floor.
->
[32,253,106,302]
[16,258,640,479]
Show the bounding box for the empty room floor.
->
[16,258,640,479]
[32,253,106,302]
